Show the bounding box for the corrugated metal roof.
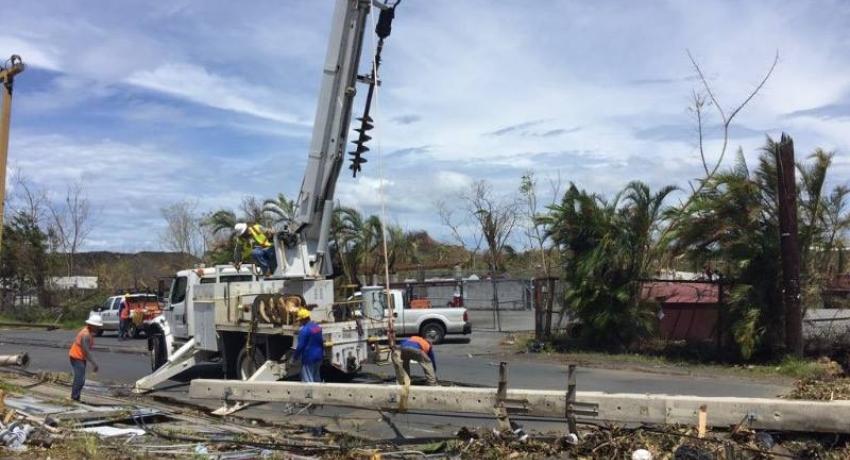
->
[641,281,719,304]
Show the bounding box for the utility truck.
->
[354,288,471,344]
[134,0,401,392]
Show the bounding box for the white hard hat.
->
[234,223,248,236]
[86,313,104,328]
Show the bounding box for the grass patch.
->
[519,333,844,380]
[0,378,24,394]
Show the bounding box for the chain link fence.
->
[391,279,535,331]
[804,308,850,355]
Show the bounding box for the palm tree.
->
[669,136,849,358]
[263,193,297,227]
[329,206,418,286]
[205,210,238,236]
[543,181,676,350]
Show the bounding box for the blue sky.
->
[2,1,849,251]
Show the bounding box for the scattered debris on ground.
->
[4,367,850,459]
[787,376,850,401]
[785,357,850,401]
[435,425,850,460]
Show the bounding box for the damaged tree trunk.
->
[775,133,802,357]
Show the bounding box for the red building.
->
[642,281,720,341]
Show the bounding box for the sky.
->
[1,0,849,252]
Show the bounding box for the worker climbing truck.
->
[134,0,401,391]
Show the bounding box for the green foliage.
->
[669,136,849,359]
[1,211,54,308]
[330,206,419,286]
[543,181,676,350]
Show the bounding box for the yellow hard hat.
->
[296,308,311,321]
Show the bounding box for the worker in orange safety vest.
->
[69,314,103,401]
[391,335,437,386]
[118,293,131,340]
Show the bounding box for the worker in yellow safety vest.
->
[68,313,102,401]
[234,222,277,276]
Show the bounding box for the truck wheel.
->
[420,322,446,344]
[236,346,267,380]
[149,334,167,371]
[129,323,141,339]
[95,329,104,337]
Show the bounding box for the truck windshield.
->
[170,276,188,304]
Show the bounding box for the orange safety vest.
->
[120,297,130,320]
[69,327,93,361]
[408,336,431,354]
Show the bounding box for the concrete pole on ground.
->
[0,55,25,254]
[775,133,802,357]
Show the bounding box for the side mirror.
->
[93,306,102,312]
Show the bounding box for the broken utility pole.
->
[775,133,802,357]
[0,55,24,253]
[190,379,850,433]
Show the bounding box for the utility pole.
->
[0,55,25,252]
[775,133,802,357]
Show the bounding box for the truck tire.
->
[129,323,140,339]
[236,345,267,380]
[420,321,446,344]
[149,333,167,371]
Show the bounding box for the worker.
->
[392,335,437,386]
[117,293,130,340]
[69,313,102,401]
[233,222,277,276]
[292,308,323,383]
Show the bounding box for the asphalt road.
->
[0,328,789,439]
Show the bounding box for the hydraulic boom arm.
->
[275,0,398,279]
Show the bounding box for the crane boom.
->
[276,0,396,279]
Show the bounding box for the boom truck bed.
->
[134,0,401,392]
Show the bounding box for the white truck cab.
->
[164,265,258,345]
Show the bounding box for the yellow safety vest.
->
[248,224,272,248]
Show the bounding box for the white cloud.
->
[2,0,850,251]
[125,63,307,125]
[0,35,61,71]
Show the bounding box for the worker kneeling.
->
[233,222,277,276]
[292,308,323,382]
[392,336,437,386]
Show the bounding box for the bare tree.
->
[464,180,519,331]
[465,180,519,274]
[436,199,484,271]
[520,171,561,277]
[49,181,93,277]
[687,50,779,184]
[9,170,48,226]
[658,51,779,267]
[160,200,206,257]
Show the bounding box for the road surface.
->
[0,328,789,440]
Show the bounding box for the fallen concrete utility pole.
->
[190,379,850,434]
[0,353,29,367]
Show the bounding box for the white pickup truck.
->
[358,287,471,344]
